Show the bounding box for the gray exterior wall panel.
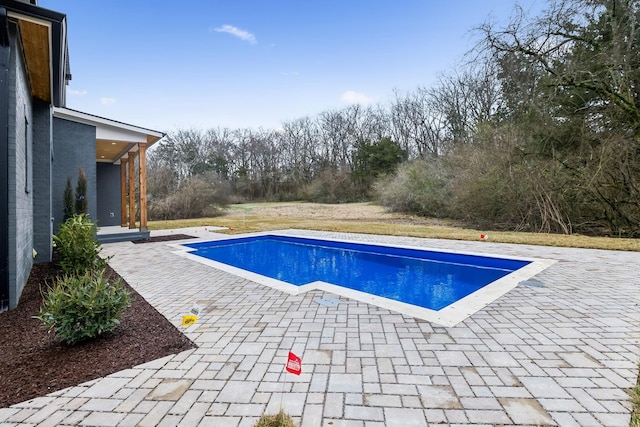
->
[52,117,97,231]
[1,11,10,311]
[32,100,53,263]
[7,24,33,308]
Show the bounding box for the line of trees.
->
[147,0,640,237]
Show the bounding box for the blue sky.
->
[40,1,542,132]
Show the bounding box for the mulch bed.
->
[0,263,196,408]
[132,234,197,244]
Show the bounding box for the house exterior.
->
[1,0,164,311]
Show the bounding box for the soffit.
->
[96,140,135,163]
[17,19,50,103]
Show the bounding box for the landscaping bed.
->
[0,262,196,408]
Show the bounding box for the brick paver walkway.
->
[1,229,638,426]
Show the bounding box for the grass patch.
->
[631,379,640,427]
[253,409,295,427]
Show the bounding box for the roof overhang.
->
[53,107,165,163]
[0,0,68,106]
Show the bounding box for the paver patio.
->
[1,229,638,426]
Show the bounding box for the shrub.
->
[148,173,230,220]
[302,168,360,203]
[54,214,107,275]
[375,159,451,217]
[446,130,574,233]
[63,177,75,221]
[75,168,88,215]
[35,270,132,345]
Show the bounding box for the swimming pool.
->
[176,233,554,326]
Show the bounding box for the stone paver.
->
[2,228,638,426]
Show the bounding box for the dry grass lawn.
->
[149,201,640,252]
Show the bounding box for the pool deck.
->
[1,229,639,426]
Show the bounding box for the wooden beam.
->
[120,159,128,226]
[138,143,148,231]
[128,152,137,229]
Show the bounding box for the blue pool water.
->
[185,235,530,311]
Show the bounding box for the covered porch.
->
[52,108,164,243]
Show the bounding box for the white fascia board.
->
[52,107,164,140]
[97,126,147,143]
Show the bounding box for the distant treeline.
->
[147,0,640,237]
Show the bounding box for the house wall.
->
[7,23,33,309]
[1,10,11,311]
[32,99,53,263]
[52,117,97,231]
[96,162,121,226]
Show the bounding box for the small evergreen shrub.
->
[54,214,107,275]
[75,168,88,215]
[35,270,132,345]
[63,177,75,221]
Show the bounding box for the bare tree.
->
[428,64,503,149]
[280,117,320,187]
[390,88,446,157]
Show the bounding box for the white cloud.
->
[212,24,257,45]
[340,90,376,105]
[100,97,116,105]
[68,89,87,96]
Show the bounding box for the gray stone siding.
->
[96,162,121,226]
[32,100,53,263]
[7,24,34,308]
[52,117,97,231]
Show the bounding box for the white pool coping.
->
[172,231,556,327]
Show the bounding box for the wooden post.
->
[120,159,128,227]
[138,143,148,231]
[128,151,137,229]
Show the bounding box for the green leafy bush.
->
[35,270,131,345]
[54,214,107,275]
